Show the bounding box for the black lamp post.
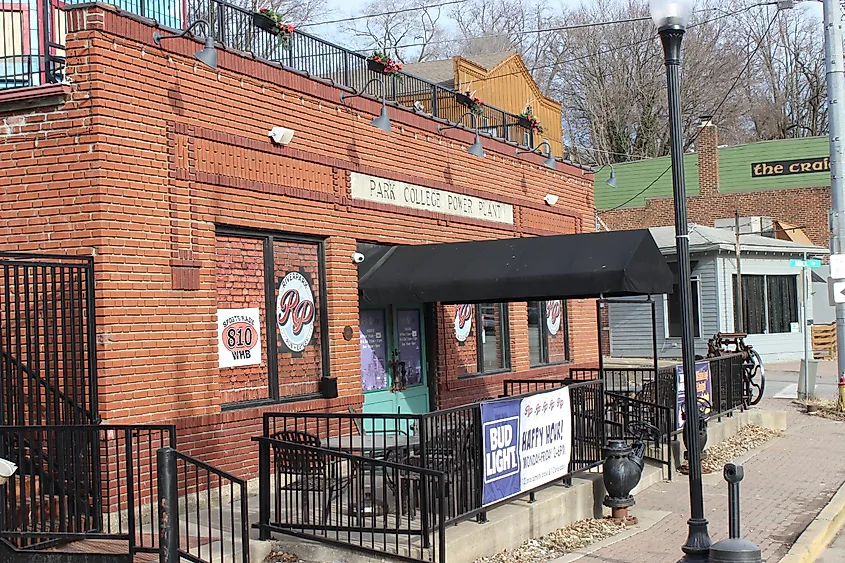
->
[649,0,711,560]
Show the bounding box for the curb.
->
[780,480,845,562]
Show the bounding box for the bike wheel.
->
[745,349,765,406]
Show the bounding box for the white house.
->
[607,224,828,363]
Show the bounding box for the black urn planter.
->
[603,440,644,510]
[517,116,532,129]
[367,58,387,74]
[252,12,278,33]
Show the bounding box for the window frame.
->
[528,300,571,367]
[664,277,702,339]
[0,6,29,59]
[217,225,330,410]
[457,303,511,378]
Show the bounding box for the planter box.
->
[455,92,473,108]
[518,116,532,129]
[367,58,387,74]
[252,12,278,33]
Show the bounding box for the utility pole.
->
[735,210,743,333]
[822,0,845,410]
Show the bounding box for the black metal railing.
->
[0,424,175,553]
[158,447,250,563]
[0,253,97,427]
[501,378,568,398]
[568,379,605,474]
[709,353,744,418]
[8,0,533,148]
[255,436,447,563]
[604,392,674,472]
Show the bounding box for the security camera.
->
[0,458,17,486]
[268,127,295,146]
[351,252,365,264]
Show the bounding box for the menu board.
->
[360,310,388,391]
[397,310,422,387]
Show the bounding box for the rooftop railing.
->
[3,0,534,148]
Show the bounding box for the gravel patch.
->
[266,550,300,563]
[798,398,845,422]
[678,423,783,475]
[472,518,627,563]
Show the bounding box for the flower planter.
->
[367,58,388,74]
[518,116,532,129]
[252,11,277,33]
[455,92,473,108]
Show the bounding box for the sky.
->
[303,0,824,58]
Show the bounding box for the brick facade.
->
[599,122,832,247]
[0,5,599,477]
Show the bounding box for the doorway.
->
[360,306,429,415]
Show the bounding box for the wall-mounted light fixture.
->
[340,78,391,133]
[584,164,617,188]
[438,112,485,158]
[544,194,559,206]
[153,20,218,70]
[268,126,295,145]
[516,140,557,170]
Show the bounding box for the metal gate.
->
[0,252,98,551]
[0,252,97,426]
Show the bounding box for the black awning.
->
[358,229,673,305]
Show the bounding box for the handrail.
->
[0,348,94,422]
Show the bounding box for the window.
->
[528,300,570,366]
[450,303,510,377]
[0,10,25,59]
[666,280,701,338]
[732,274,798,334]
[216,228,328,407]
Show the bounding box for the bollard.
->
[708,463,762,563]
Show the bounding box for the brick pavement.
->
[578,400,845,562]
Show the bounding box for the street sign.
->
[790,258,822,268]
[831,254,845,279]
[830,279,845,305]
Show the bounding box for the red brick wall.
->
[599,122,831,247]
[0,5,600,477]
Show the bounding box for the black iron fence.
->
[604,392,674,474]
[255,436,447,563]
[6,0,534,149]
[0,253,97,427]
[0,424,175,554]
[158,447,250,563]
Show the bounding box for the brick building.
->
[595,119,832,248]
[0,3,612,476]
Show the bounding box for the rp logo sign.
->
[277,272,316,352]
[454,304,474,342]
[546,300,562,336]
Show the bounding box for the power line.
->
[604,9,780,212]
[380,3,773,57]
[301,0,467,27]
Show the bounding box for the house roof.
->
[403,52,515,88]
[647,224,828,256]
[593,136,831,210]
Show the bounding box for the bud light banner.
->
[481,386,572,506]
[217,308,262,368]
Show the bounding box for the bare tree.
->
[342,0,449,62]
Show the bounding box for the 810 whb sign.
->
[217,308,261,368]
[481,386,572,506]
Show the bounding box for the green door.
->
[360,307,429,415]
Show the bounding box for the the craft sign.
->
[217,308,262,368]
[751,157,830,178]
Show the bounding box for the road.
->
[763,359,839,401]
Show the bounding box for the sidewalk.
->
[571,399,845,563]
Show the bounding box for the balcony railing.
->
[3,0,534,148]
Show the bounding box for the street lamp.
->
[649,0,711,560]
